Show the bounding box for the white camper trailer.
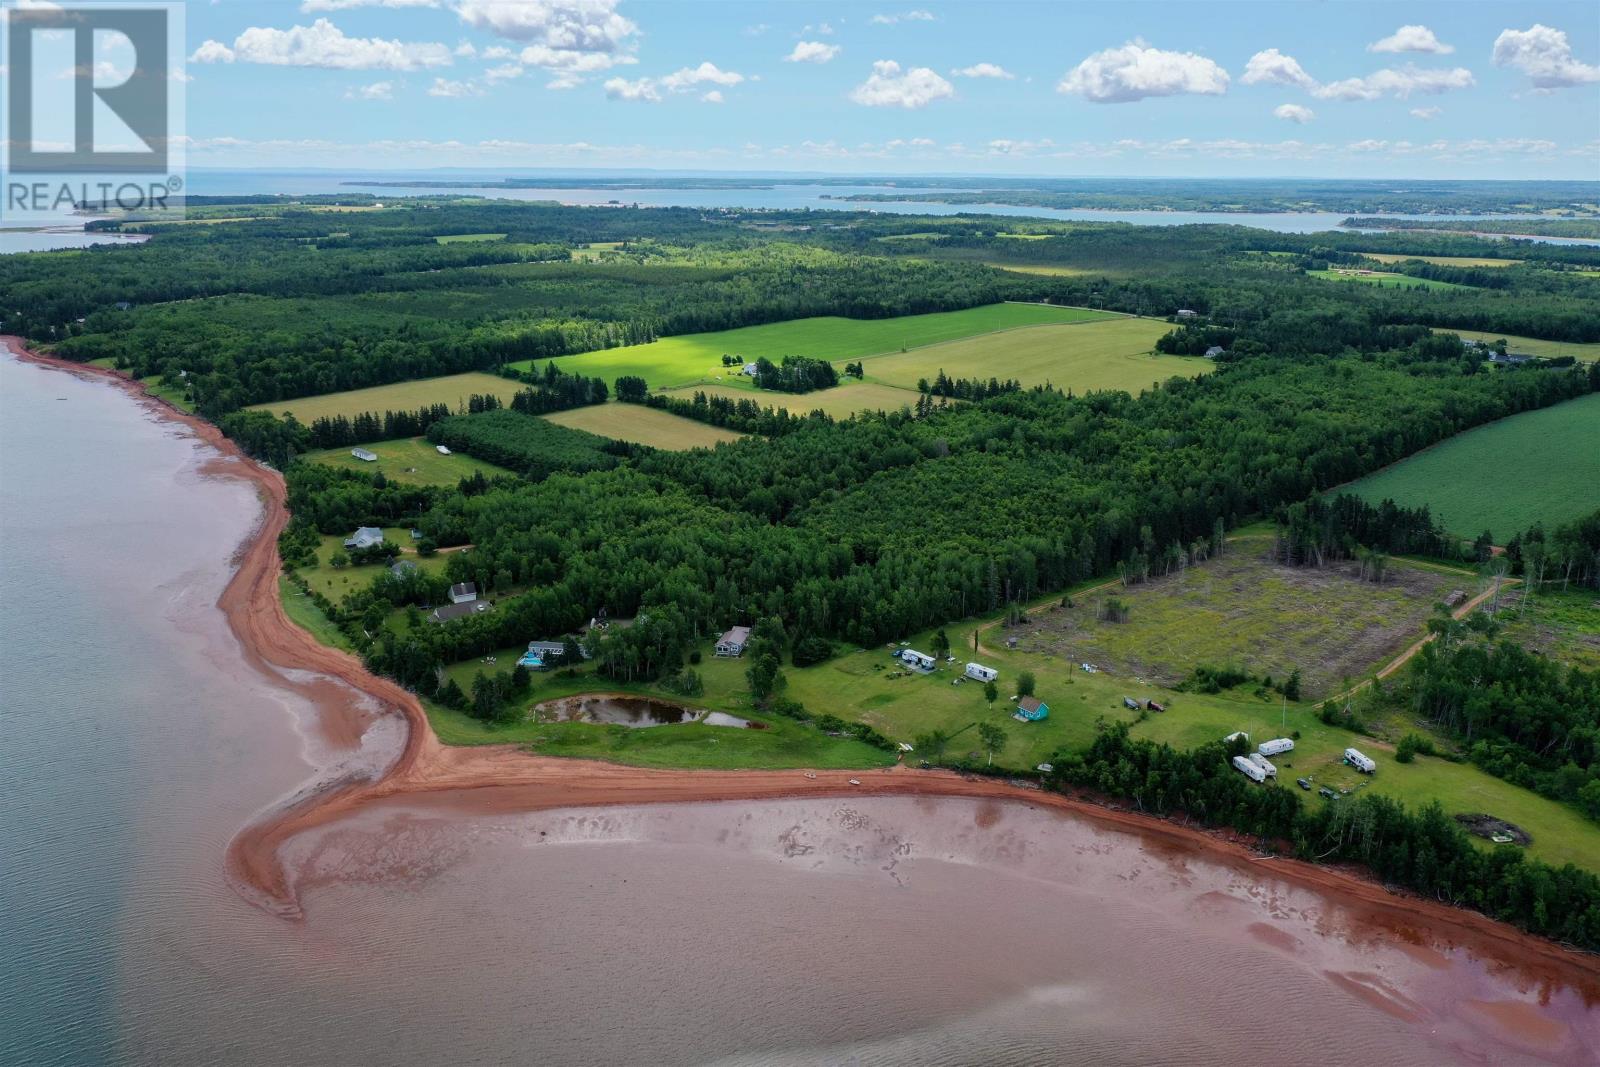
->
[1248,753,1278,778]
[900,649,936,671]
[1258,737,1295,757]
[964,662,998,683]
[1224,731,1249,744]
[1344,748,1377,774]
[1232,755,1268,783]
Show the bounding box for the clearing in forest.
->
[1493,590,1600,673]
[1307,268,1474,292]
[1429,328,1600,361]
[507,303,1115,388]
[1360,252,1518,267]
[856,317,1204,393]
[249,372,525,423]
[542,403,743,450]
[1011,544,1466,699]
[302,436,514,486]
[654,381,926,419]
[1342,393,1600,540]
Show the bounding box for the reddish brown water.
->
[4,349,1597,1066]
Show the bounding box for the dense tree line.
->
[507,363,610,413]
[1272,494,1453,567]
[306,401,471,449]
[1504,509,1600,590]
[917,370,1024,400]
[750,355,839,393]
[424,410,625,480]
[1048,724,1600,951]
[635,390,840,437]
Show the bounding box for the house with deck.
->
[715,626,751,657]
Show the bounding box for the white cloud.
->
[660,61,744,92]
[1493,24,1600,89]
[482,45,516,60]
[454,0,637,50]
[786,41,841,64]
[1410,106,1441,120]
[427,76,482,97]
[1241,48,1317,91]
[345,79,394,100]
[1058,41,1228,103]
[603,75,659,102]
[1368,25,1453,55]
[952,62,1013,80]
[701,90,724,104]
[1314,65,1473,101]
[1273,103,1314,123]
[516,43,634,88]
[303,0,440,9]
[484,62,524,82]
[849,59,954,108]
[869,10,935,25]
[190,19,452,71]
[604,61,743,102]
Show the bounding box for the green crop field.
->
[1342,393,1600,539]
[1308,268,1475,292]
[507,303,1117,388]
[249,372,526,423]
[855,318,1206,393]
[1431,328,1600,361]
[434,232,506,243]
[303,435,515,485]
[1361,252,1518,267]
[656,381,927,420]
[541,403,743,450]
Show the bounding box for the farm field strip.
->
[1341,393,1600,539]
[542,403,743,449]
[303,435,515,486]
[1307,268,1475,291]
[1360,252,1519,267]
[655,381,926,419]
[507,303,1117,388]
[248,372,526,423]
[1429,328,1600,360]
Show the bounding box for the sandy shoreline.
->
[7,336,1599,993]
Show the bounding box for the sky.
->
[96,1,1600,177]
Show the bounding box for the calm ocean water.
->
[2,350,1596,1065]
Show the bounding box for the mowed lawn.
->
[1342,393,1600,539]
[249,372,525,422]
[856,317,1205,393]
[542,402,742,449]
[508,303,1116,388]
[657,381,926,419]
[303,436,515,486]
[1431,327,1600,361]
[1308,269,1474,292]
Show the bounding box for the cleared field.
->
[507,303,1116,388]
[856,318,1206,393]
[656,381,925,419]
[303,435,515,486]
[1431,328,1600,361]
[249,372,524,423]
[1492,589,1600,672]
[542,403,743,449]
[1012,544,1466,699]
[1342,393,1600,539]
[1361,252,1518,267]
[984,262,1096,277]
[1308,268,1474,291]
[435,232,506,243]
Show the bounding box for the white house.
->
[449,582,478,605]
[351,448,378,462]
[964,662,998,683]
[742,362,759,377]
[715,626,751,657]
[343,526,384,550]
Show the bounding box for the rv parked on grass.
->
[1248,753,1278,778]
[1258,738,1295,757]
[964,662,998,683]
[900,649,936,671]
[1344,748,1377,774]
[1232,755,1268,783]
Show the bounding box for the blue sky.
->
[170,1,1599,177]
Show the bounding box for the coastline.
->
[6,336,1599,991]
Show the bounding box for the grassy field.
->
[854,318,1206,393]
[303,435,515,486]
[983,263,1097,277]
[1011,544,1469,699]
[1308,268,1474,292]
[656,381,926,419]
[435,233,506,244]
[296,527,449,601]
[1493,589,1600,672]
[279,576,352,651]
[542,403,743,449]
[506,303,1117,387]
[1360,252,1518,267]
[249,372,525,423]
[88,358,195,411]
[1431,328,1600,361]
[1342,393,1600,539]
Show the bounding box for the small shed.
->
[1014,696,1049,722]
[964,662,998,683]
[351,448,378,462]
[449,581,478,605]
[716,625,751,657]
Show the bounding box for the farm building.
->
[1258,737,1295,756]
[900,649,936,671]
[716,626,751,657]
[449,582,478,605]
[964,662,998,683]
[351,447,378,462]
[427,600,492,624]
[1014,696,1049,722]
[1232,755,1267,783]
[343,526,384,550]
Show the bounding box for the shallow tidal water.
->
[1,349,1596,1066]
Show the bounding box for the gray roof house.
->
[343,526,384,550]
[427,600,492,624]
[716,625,752,657]
[449,581,479,604]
